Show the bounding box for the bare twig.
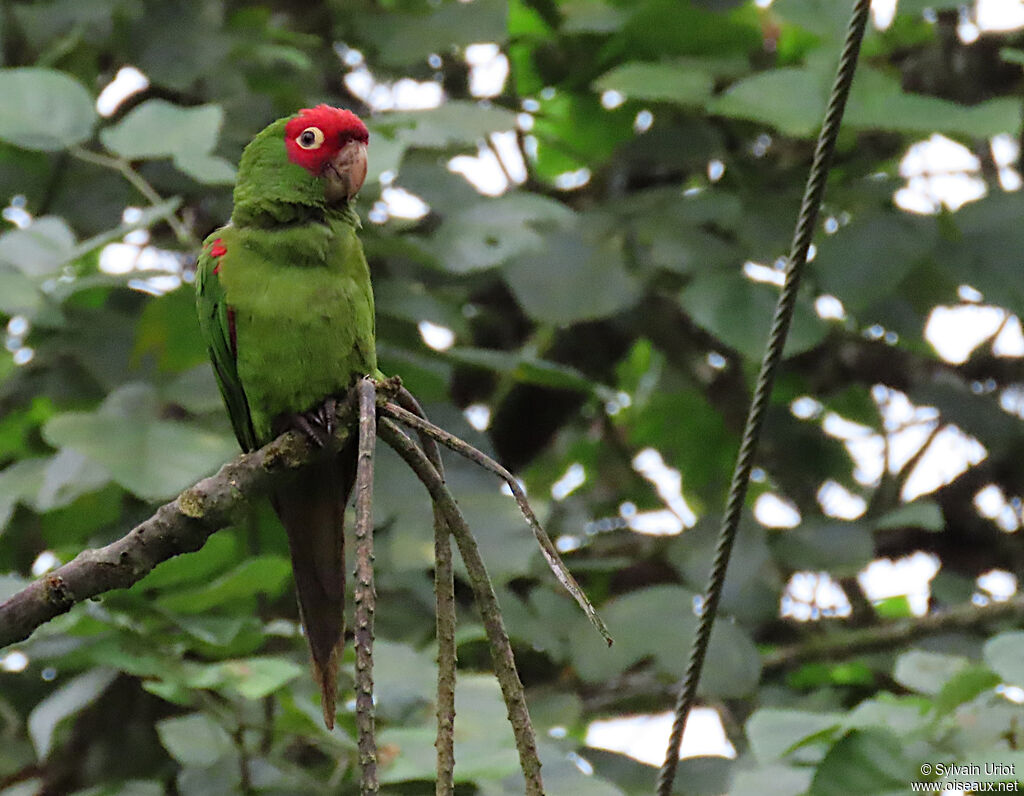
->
[763,592,1024,671]
[354,378,378,794]
[381,402,612,646]
[69,146,197,247]
[394,388,456,796]
[379,419,543,796]
[0,413,357,649]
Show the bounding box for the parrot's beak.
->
[324,140,368,204]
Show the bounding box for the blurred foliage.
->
[1,0,1024,793]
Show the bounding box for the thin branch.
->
[0,411,358,649]
[69,146,197,247]
[890,420,943,504]
[763,593,1024,671]
[381,402,612,646]
[379,419,543,796]
[354,379,378,795]
[486,134,518,188]
[432,509,457,796]
[394,388,456,796]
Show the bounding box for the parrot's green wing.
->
[196,232,259,452]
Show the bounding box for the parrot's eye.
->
[297,127,325,150]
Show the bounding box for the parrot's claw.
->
[291,397,339,449]
[318,397,338,439]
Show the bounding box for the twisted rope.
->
[656,2,872,792]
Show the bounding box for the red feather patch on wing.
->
[205,238,236,355]
[227,307,237,357]
[209,238,227,273]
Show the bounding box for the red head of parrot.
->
[284,105,369,204]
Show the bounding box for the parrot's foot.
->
[292,397,338,448]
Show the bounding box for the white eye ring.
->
[296,127,325,149]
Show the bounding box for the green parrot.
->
[195,105,377,729]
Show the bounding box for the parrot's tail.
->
[272,445,356,730]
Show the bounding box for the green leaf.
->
[711,65,1021,139]
[155,713,232,767]
[0,217,77,277]
[156,556,291,613]
[594,62,713,106]
[893,650,969,695]
[358,0,507,68]
[34,448,111,512]
[99,100,234,182]
[167,614,249,647]
[217,656,303,699]
[772,0,856,40]
[0,573,32,602]
[846,68,1020,138]
[171,151,236,185]
[0,68,97,151]
[730,764,814,796]
[522,747,628,796]
[133,287,209,373]
[955,751,1024,784]
[0,457,48,530]
[1001,47,1024,66]
[562,0,627,33]
[746,708,843,763]
[162,365,226,416]
[429,193,574,273]
[503,228,640,326]
[873,595,913,619]
[875,501,944,531]
[709,67,826,137]
[42,383,238,501]
[530,93,635,180]
[786,661,875,690]
[100,100,223,160]
[680,268,826,360]
[616,0,762,60]
[808,728,916,796]
[984,631,1024,685]
[136,531,240,590]
[770,521,874,576]
[443,347,597,393]
[379,675,520,784]
[568,585,762,698]
[0,268,41,315]
[933,665,1000,716]
[934,192,1024,318]
[627,391,737,504]
[377,101,517,149]
[671,519,782,625]
[583,749,658,796]
[897,0,962,13]
[844,693,932,737]
[28,668,117,758]
[372,640,439,715]
[813,214,934,313]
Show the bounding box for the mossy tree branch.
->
[0,412,357,649]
